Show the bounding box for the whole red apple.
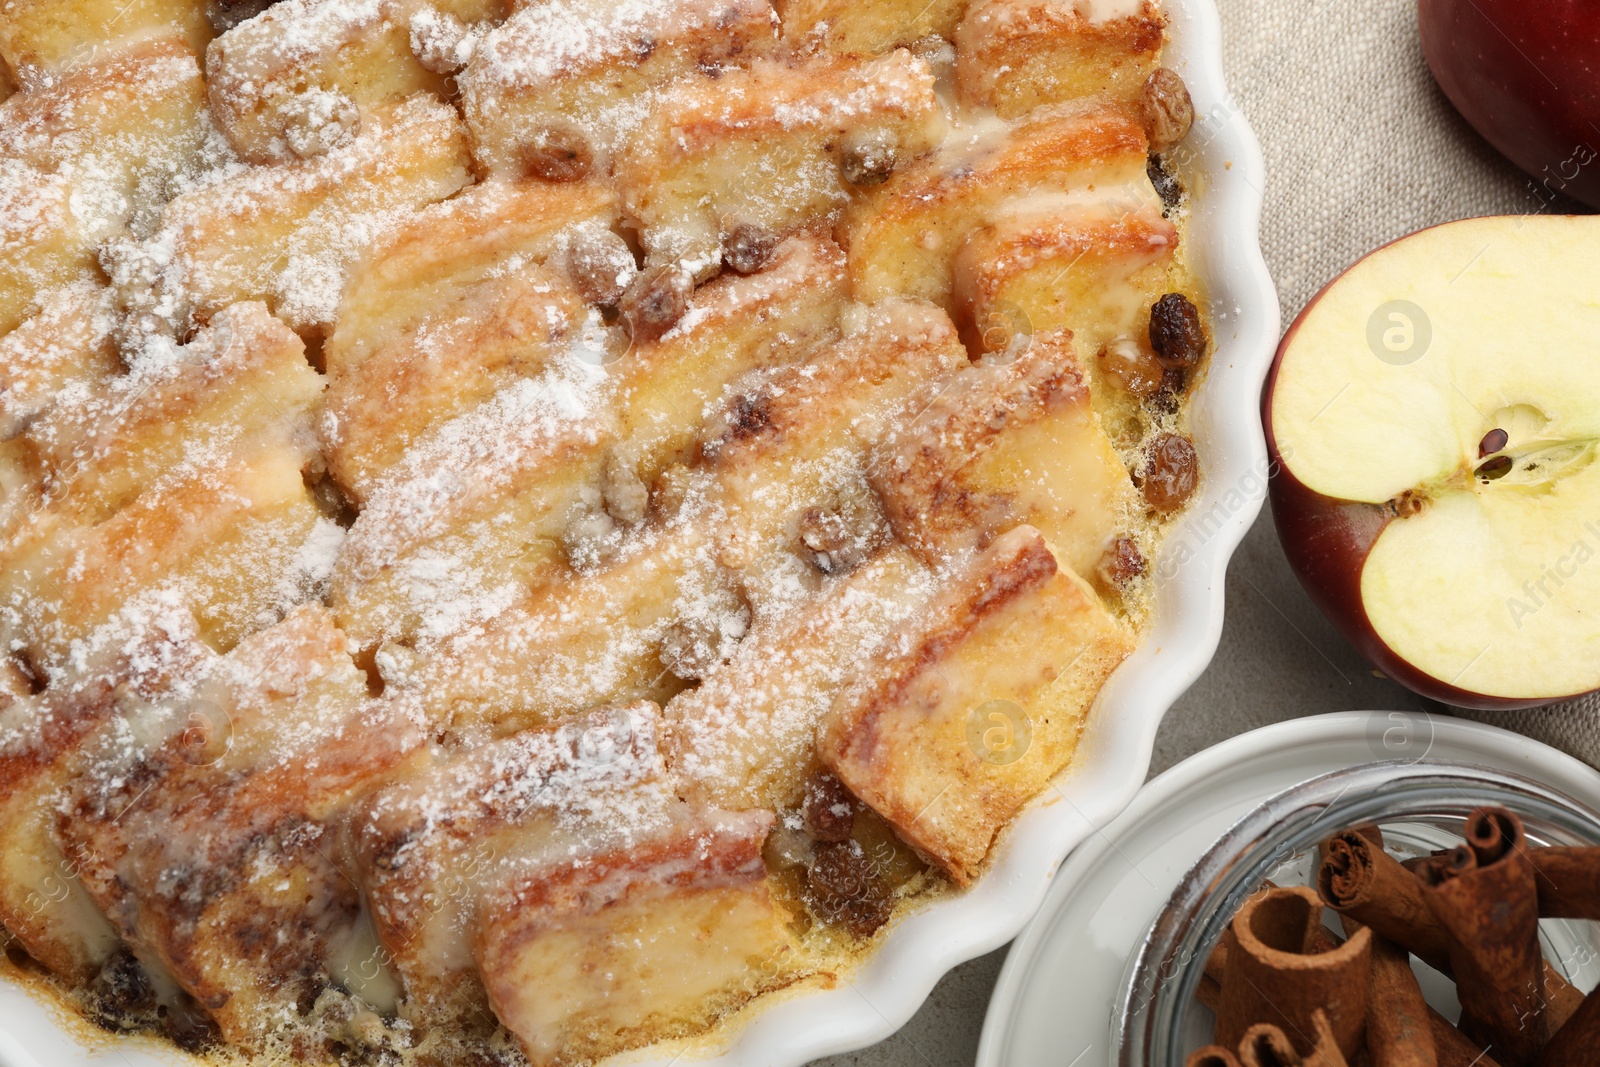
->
[1419,0,1600,209]
[1265,215,1600,711]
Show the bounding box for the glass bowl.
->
[1116,758,1600,1066]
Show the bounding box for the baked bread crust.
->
[0,0,1206,1062]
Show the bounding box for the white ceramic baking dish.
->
[0,0,1276,1062]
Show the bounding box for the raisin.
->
[620,264,692,343]
[840,131,898,186]
[1140,68,1194,153]
[1097,536,1146,589]
[165,994,223,1053]
[566,229,637,307]
[207,0,274,32]
[802,773,856,843]
[797,507,870,575]
[523,128,593,183]
[1149,293,1205,369]
[808,840,870,902]
[808,840,893,938]
[1146,366,1186,415]
[722,222,780,275]
[1098,338,1165,397]
[87,949,156,1031]
[1147,152,1182,211]
[659,583,749,681]
[1140,433,1199,513]
[728,391,772,439]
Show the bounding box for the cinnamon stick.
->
[1426,1016,1505,1067]
[1215,887,1371,1061]
[1239,1024,1303,1067]
[1236,1015,1347,1067]
[1318,830,1453,972]
[1535,981,1600,1067]
[1418,807,1548,1066]
[1188,1046,1244,1067]
[1527,846,1600,921]
[1318,829,1584,1029]
[1363,932,1438,1067]
[1205,926,1501,1067]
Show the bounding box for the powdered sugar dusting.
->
[0,0,1183,1057]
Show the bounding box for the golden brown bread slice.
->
[870,330,1138,581]
[613,51,944,273]
[776,0,968,54]
[351,701,673,1036]
[0,36,208,336]
[954,0,1162,118]
[951,194,1176,360]
[694,298,968,614]
[0,163,93,340]
[477,806,792,1067]
[206,0,507,163]
[329,234,845,652]
[0,281,120,440]
[0,691,129,984]
[844,98,1151,308]
[326,372,609,650]
[322,264,592,501]
[0,35,207,235]
[0,611,213,985]
[325,179,621,381]
[820,526,1133,883]
[395,522,717,737]
[605,231,847,492]
[663,544,935,810]
[150,94,472,334]
[20,301,323,522]
[58,604,427,1051]
[0,304,333,673]
[0,0,210,87]
[0,443,332,674]
[321,180,623,501]
[460,0,780,177]
[0,437,39,542]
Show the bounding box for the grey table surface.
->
[809,0,1599,1060]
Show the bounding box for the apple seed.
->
[1478,427,1509,456]
[1476,455,1513,481]
[1390,489,1426,517]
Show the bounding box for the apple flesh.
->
[1265,215,1600,710]
[1419,0,1600,209]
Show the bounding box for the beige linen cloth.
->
[1219,0,1600,763]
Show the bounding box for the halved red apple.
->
[1265,215,1600,710]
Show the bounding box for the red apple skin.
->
[1263,242,1594,712]
[1418,0,1600,209]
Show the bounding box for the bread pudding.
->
[0,0,1206,1062]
